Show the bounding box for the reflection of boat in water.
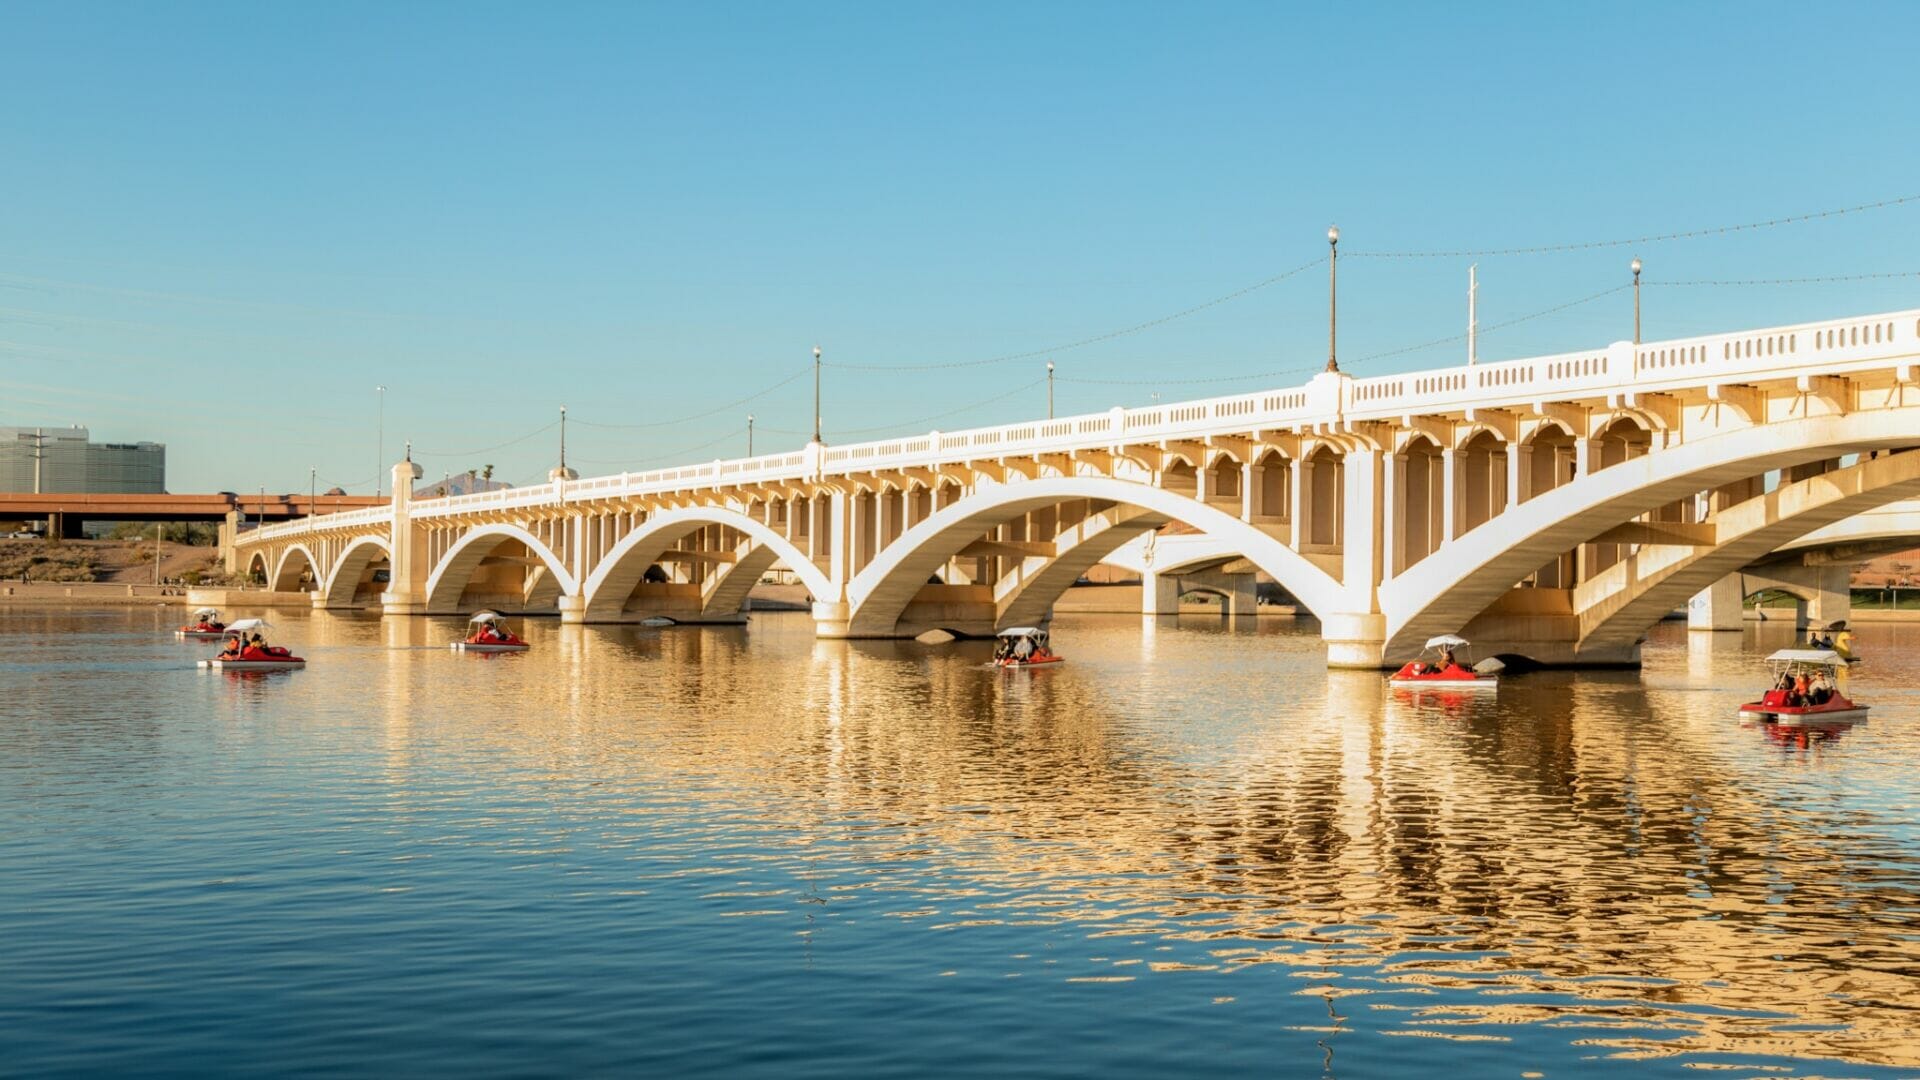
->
[1387,634,1500,690]
[1737,649,1867,724]
[197,618,306,670]
[993,626,1062,668]
[175,607,228,640]
[452,611,530,653]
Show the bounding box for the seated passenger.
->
[220,636,243,658]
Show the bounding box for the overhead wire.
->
[410,419,560,459]
[1346,192,1920,259]
[569,367,811,430]
[1649,269,1920,286]
[822,256,1327,372]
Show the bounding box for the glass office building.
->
[1,426,167,493]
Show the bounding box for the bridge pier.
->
[1322,613,1387,669]
[1687,574,1745,632]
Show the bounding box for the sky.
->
[4,1,1920,494]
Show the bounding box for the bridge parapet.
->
[230,305,1920,667]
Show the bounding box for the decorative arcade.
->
[229,306,1920,668]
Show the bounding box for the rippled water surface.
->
[3,607,1919,1077]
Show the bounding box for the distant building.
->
[0,425,166,493]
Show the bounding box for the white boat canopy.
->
[192,607,219,617]
[225,618,271,634]
[1425,634,1471,649]
[469,611,504,623]
[997,627,1046,637]
[1765,648,1846,664]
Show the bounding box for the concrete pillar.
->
[380,458,426,615]
[1240,462,1257,521]
[1289,456,1305,549]
[1807,564,1851,628]
[1440,447,1460,544]
[1687,573,1744,632]
[1141,569,1180,616]
[1507,442,1532,510]
[1324,448,1387,668]
[1383,452,1405,577]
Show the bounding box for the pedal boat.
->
[452,610,531,652]
[175,607,229,640]
[993,626,1063,668]
[1738,649,1868,724]
[1388,634,1500,690]
[198,618,305,670]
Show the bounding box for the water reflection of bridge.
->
[316,612,1920,1070]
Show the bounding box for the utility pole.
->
[747,414,755,457]
[559,405,567,473]
[812,345,823,444]
[31,427,44,494]
[1047,361,1055,419]
[309,467,316,520]
[1467,264,1479,364]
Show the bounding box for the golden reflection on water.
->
[12,605,1916,1071]
[350,611,1914,1069]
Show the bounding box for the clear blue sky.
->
[4,2,1919,493]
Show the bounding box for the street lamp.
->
[375,385,387,498]
[1046,361,1055,420]
[559,405,568,473]
[812,345,823,444]
[1631,257,1643,344]
[747,413,755,457]
[1326,225,1340,373]
[309,466,316,521]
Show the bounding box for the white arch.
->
[1576,449,1920,656]
[580,507,831,623]
[425,524,572,614]
[1381,407,1920,656]
[271,542,321,593]
[322,535,392,608]
[844,476,1344,637]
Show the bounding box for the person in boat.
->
[1012,635,1035,662]
[219,635,243,659]
[1833,627,1856,661]
[1408,660,1428,676]
[1437,646,1456,671]
[1809,671,1834,706]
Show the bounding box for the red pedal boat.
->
[993,626,1062,668]
[175,607,229,640]
[452,610,530,653]
[198,618,305,670]
[1388,634,1500,690]
[1738,649,1867,724]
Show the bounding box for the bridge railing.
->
[247,503,393,542]
[239,306,1920,546]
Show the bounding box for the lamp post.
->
[558,405,567,473]
[1326,225,1340,373]
[309,467,316,521]
[747,414,755,457]
[375,385,387,498]
[1631,257,1643,344]
[812,345,823,444]
[1046,361,1055,419]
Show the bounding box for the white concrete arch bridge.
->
[231,305,1920,668]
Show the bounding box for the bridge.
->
[0,492,387,537]
[229,306,1920,668]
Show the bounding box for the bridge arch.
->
[425,525,571,615]
[579,507,831,623]
[1573,449,1920,657]
[1380,409,1920,658]
[322,536,392,608]
[244,550,269,584]
[843,475,1344,638]
[271,543,321,593]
